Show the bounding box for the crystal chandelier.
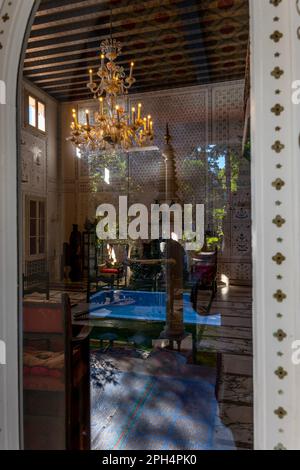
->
[68,37,154,156]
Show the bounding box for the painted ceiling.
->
[23,0,249,101]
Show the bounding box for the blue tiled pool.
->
[89,290,221,326]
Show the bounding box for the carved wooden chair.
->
[190,249,218,313]
[23,294,91,449]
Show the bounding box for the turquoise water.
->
[90,290,221,326]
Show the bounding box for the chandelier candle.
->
[132,107,136,125]
[99,97,104,115]
[67,36,154,153]
[129,61,134,79]
[72,109,78,126]
[116,105,120,125]
[85,110,90,128]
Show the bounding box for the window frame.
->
[25,91,46,134]
[25,196,46,261]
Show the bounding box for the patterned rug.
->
[91,357,235,450]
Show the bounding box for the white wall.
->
[21,79,62,281]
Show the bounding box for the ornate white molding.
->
[0,0,35,450]
[250,0,300,450]
[0,0,299,451]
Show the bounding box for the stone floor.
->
[24,283,253,450]
[91,350,236,450]
[196,285,253,449]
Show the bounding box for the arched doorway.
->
[0,0,300,450]
[0,0,37,449]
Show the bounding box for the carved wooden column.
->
[158,125,185,341]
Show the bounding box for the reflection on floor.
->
[24,284,252,450]
[197,285,253,450]
[91,350,235,450]
[24,283,86,304]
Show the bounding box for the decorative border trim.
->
[249,0,300,450]
[0,1,12,52]
[268,0,287,451]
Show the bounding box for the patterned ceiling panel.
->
[24,0,249,101]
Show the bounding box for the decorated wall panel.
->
[129,81,251,284]
[62,80,251,284]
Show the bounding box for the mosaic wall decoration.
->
[128,81,251,284]
[129,86,210,160]
[70,80,251,284]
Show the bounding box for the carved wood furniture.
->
[23,294,91,449]
[190,249,218,313]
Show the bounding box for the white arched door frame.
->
[0,0,300,450]
[0,0,35,450]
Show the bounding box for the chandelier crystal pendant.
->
[68,37,154,156]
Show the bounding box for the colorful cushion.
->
[192,264,215,285]
[100,268,119,274]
